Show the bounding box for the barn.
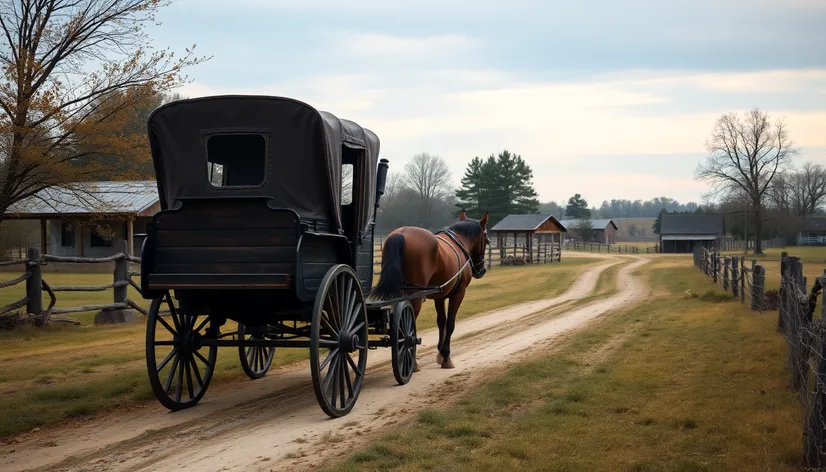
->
[659,213,726,254]
[5,181,160,257]
[489,214,566,263]
[797,217,826,245]
[560,219,618,244]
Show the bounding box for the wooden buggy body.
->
[140,95,426,417]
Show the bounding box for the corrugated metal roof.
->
[559,219,617,230]
[6,181,159,216]
[660,213,725,235]
[491,214,564,232]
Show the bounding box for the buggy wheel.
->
[391,301,417,385]
[237,323,275,379]
[310,265,368,418]
[145,292,217,411]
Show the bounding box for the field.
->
[0,257,599,439]
[326,256,803,471]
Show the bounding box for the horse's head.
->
[459,210,489,279]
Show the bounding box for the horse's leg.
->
[410,297,424,372]
[440,290,466,369]
[434,297,447,365]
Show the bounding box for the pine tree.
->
[455,156,485,216]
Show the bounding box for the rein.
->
[434,227,487,279]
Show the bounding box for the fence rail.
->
[564,242,659,254]
[692,247,826,467]
[0,241,142,327]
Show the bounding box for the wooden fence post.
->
[779,252,789,333]
[94,241,137,325]
[723,257,730,290]
[26,248,42,320]
[751,264,765,311]
[712,252,718,283]
[740,257,745,303]
[487,245,492,269]
[731,256,740,298]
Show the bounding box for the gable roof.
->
[660,213,725,235]
[490,214,566,232]
[802,217,826,232]
[559,219,617,231]
[5,181,160,218]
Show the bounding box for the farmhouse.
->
[489,214,565,263]
[797,217,826,246]
[5,181,159,257]
[560,219,618,244]
[659,212,726,253]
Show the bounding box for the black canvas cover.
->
[147,95,381,235]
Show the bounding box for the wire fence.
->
[693,247,826,467]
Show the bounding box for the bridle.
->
[434,225,488,279]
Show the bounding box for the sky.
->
[150,0,826,207]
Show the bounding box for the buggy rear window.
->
[206,133,267,187]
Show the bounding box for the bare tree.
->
[403,152,453,227]
[0,0,208,220]
[695,108,799,254]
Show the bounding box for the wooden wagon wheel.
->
[390,300,417,385]
[237,323,275,379]
[145,292,217,411]
[310,265,368,418]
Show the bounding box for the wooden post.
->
[487,244,492,269]
[127,218,135,256]
[779,252,789,333]
[751,264,765,311]
[731,256,740,298]
[712,252,718,283]
[740,257,746,303]
[26,248,42,320]
[723,257,730,290]
[40,219,47,255]
[94,241,136,325]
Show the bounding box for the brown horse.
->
[370,211,489,370]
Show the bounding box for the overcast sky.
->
[151,0,826,206]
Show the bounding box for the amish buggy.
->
[139,95,488,418]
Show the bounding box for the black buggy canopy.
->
[147,95,381,236]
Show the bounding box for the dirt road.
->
[0,252,650,472]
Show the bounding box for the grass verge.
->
[0,258,599,439]
[325,257,802,472]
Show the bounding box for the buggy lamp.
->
[375,158,389,204]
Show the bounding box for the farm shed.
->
[489,214,565,264]
[560,219,618,244]
[797,217,826,246]
[659,212,725,254]
[5,181,159,257]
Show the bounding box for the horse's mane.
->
[446,219,483,239]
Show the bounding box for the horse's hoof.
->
[436,353,443,365]
[441,358,455,369]
[413,359,421,372]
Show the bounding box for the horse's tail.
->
[370,233,405,301]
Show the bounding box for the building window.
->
[90,228,113,247]
[206,133,267,187]
[60,223,75,247]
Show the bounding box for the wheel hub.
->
[179,330,203,351]
[338,332,360,353]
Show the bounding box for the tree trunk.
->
[754,204,763,254]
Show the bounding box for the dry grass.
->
[0,258,598,439]
[326,257,802,472]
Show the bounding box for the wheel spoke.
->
[346,302,362,333]
[320,347,338,372]
[189,356,204,390]
[155,340,175,346]
[344,288,357,331]
[317,338,338,348]
[345,351,362,377]
[320,312,338,337]
[194,316,210,334]
[164,355,180,394]
[330,358,340,408]
[193,350,212,367]
[156,316,177,337]
[340,276,351,330]
[328,291,340,333]
[165,294,180,332]
[349,321,365,337]
[175,354,185,403]
[342,354,354,399]
[156,347,178,372]
[338,355,347,406]
[323,351,339,394]
[185,357,195,399]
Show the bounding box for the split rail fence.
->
[693,247,826,467]
[0,241,145,327]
